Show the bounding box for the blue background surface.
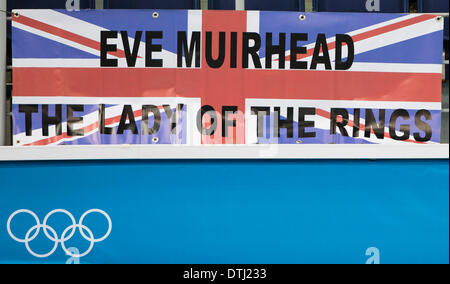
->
[314,0,409,13]
[0,159,448,264]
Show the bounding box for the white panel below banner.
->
[0,144,448,161]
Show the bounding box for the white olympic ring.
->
[7,209,112,258]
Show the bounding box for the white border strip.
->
[0,145,448,161]
[12,60,443,75]
[246,98,442,110]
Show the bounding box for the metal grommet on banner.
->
[296,140,302,144]
[299,14,306,21]
[152,137,159,143]
[13,12,20,18]
[152,12,159,19]
[436,16,443,22]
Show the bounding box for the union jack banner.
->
[11,10,444,146]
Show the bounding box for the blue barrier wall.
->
[208,0,305,11]
[314,0,409,12]
[0,159,448,264]
[104,0,200,9]
[6,0,95,10]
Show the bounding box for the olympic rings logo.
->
[7,209,112,258]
